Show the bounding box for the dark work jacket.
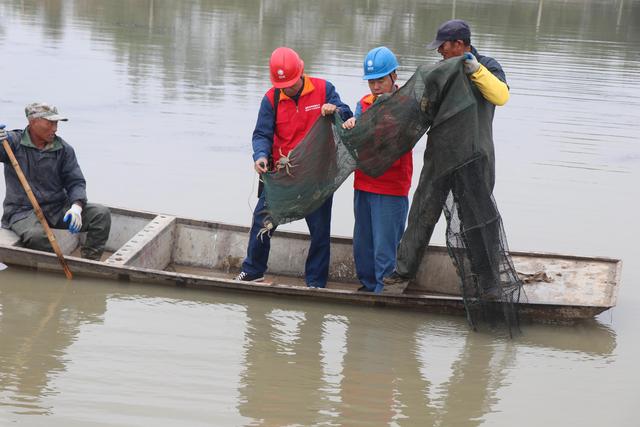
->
[1,128,87,227]
[472,46,507,85]
[467,45,507,190]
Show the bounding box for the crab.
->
[275,148,296,177]
[257,220,274,242]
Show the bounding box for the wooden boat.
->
[0,207,621,323]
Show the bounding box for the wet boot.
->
[382,271,411,294]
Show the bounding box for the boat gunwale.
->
[0,244,613,318]
[109,206,622,266]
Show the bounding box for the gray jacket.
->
[1,128,87,228]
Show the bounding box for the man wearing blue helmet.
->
[343,46,413,293]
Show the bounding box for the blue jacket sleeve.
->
[0,130,21,163]
[0,138,9,163]
[325,81,353,121]
[354,101,363,119]
[252,95,275,162]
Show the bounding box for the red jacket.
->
[265,76,326,163]
[354,94,413,196]
[253,76,353,165]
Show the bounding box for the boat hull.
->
[0,207,621,323]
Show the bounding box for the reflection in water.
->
[1,0,638,101]
[0,270,619,424]
[237,300,616,425]
[0,272,106,415]
[239,306,327,425]
[337,314,431,424]
[0,0,637,424]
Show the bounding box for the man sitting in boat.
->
[0,102,111,260]
[235,47,353,286]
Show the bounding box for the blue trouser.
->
[241,195,333,288]
[353,190,408,293]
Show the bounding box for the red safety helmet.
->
[269,47,304,88]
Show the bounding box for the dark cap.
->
[426,19,471,50]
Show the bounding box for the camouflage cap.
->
[25,102,69,121]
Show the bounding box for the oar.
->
[1,125,73,279]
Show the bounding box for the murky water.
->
[1,0,639,425]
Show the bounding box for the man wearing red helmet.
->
[235,47,353,287]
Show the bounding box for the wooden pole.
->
[2,140,73,279]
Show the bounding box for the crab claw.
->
[256,218,275,242]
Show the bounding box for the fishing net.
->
[440,160,523,333]
[261,56,523,332]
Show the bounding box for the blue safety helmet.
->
[363,46,399,80]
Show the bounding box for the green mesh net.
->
[261,56,523,333]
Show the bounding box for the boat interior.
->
[0,207,363,291]
[0,207,621,315]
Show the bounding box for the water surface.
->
[1,1,638,425]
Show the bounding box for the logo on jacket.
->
[305,104,321,112]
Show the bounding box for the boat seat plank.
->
[106,215,176,270]
[0,228,20,247]
[0,226,80,254]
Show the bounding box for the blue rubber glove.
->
[464,52,480,75]
[0,124,7,142]
[64,204,83,233]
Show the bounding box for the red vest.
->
[354,94,413,196]
[266,76,327,163]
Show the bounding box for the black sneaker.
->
[234,271,265,282]
[382,271,410,294]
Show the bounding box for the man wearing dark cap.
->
[0,102,111,260]
[428,19,509,105]
[383,19,511,293]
